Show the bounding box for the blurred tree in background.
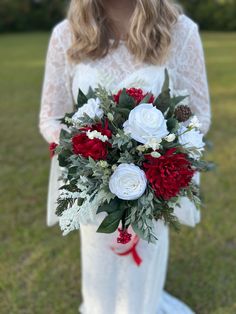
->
[0,0,236,32]
[180,0,236,31]
[0,0,69,32]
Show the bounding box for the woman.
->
[39,0,211,313]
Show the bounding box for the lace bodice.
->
[39,14,211,144]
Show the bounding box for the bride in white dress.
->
[39,0,211,313]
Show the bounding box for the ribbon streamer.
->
[111,235,143,266]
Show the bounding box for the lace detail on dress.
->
[39,21,75,144]
[39,15,211,146]
[167,16,211,134]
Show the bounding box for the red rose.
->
[143,148,195,200]
[72,120,112,160]
[49,142,58,158]
[113,88,154,105]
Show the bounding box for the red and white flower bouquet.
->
[51,70,212,244]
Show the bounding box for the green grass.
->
[0,31,236,314]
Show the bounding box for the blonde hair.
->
[67,0,181,65]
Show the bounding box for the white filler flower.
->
[86,130,108,142]
[109,163,147,200]
[72,97,103,124]
[178,125,205,159]
[123,103,168,144]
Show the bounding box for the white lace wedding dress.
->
[39,14,211,314]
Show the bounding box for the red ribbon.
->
[111,235,143,266]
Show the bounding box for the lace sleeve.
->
[175,23,211,135]
[39,24,74,144]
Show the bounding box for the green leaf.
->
[161,68,170,92]
[77,88,88,108]
[58,149,71,167]
[118,88,136,109]
[167,117,178,133]
[171,95,188,107]
[153,69,171,112]
[86,86,96,99]
[113,107,131,116]
[97,198,121,214]
[96,210,125,234]
[140,92,153,104]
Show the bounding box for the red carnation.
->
[49,142,58,158]
[113,88,154,105]
[143,148,195,200]
[72,120,112,160]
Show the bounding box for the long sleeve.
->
[39,22,74,144]
[175,22,211,135]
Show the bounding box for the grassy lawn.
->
[0,31,236,314]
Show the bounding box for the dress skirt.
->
[79,219,194,314]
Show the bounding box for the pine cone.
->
[174,105,192,122]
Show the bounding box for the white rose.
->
[123,103,168,144]
[109,163,147,200]
[178,125,205,159]
[72,97,103,124]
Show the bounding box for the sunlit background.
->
[0,1,236,313]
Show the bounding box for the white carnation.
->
[144,137,162,150]
[165,133,176,142]
[109,163,147,200]
[188,115,202,129]
[123,103,168,144]
[178,125,205,160]
[72,97,103,125]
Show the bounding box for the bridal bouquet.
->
[51,70,211,244]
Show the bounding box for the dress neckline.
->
[109,38,126,44]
